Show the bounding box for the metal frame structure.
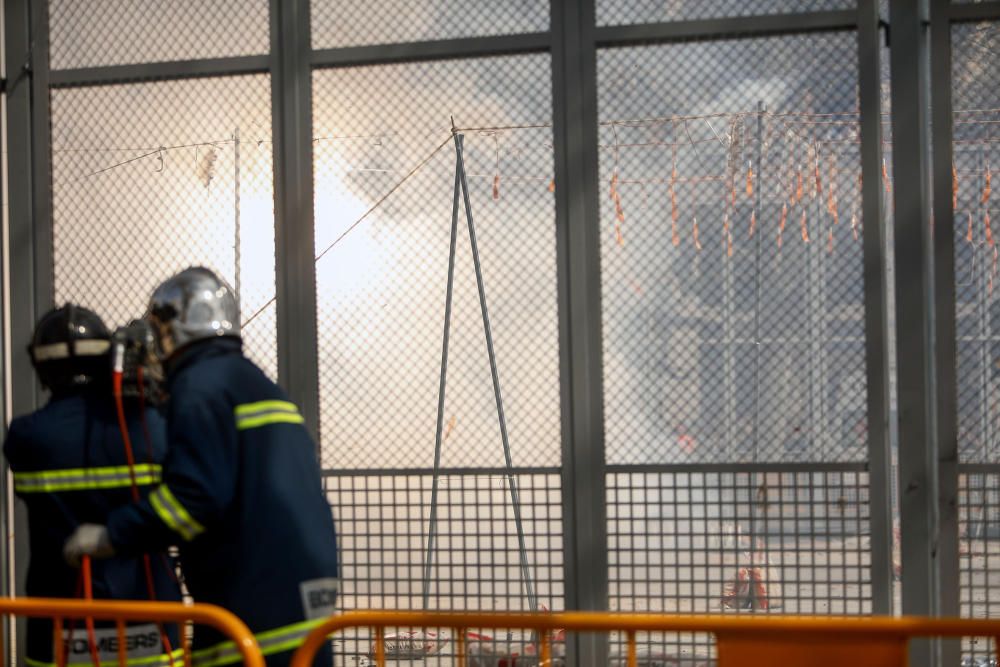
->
[2,2,999,667]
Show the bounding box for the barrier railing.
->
[0,597,263,667]
[290,611,1000,667]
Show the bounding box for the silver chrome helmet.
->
[147,267,240,360]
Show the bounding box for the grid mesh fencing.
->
[598,33,866,466]
[607,466,871,661]
[310,0,548,50]
[312,55,559,471]
[48,0,270,70]
[50,75,278,377]
[595,0,855,26]
[959,469,1000,666]
[952,22,1000,664]
[325,470,564,665]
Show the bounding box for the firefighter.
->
[5,304,182,667]
[64,267,339,667]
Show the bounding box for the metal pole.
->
[889,2,940,666]
[857,0,894,617]
[748,102,765,609]
[421,159,462,611]
[551,0,610,661]
[929,2,961,664]
[233,127,242,313]
[270,0,321,441]
[453,132,538,613]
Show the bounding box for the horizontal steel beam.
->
[311,32,551,69]
[949,1,1000,22]
[49,55,270,88]
[595,10,858,47]
[606,461,869,474]
[321,466,562,477]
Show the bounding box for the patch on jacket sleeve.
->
[299,577,340,620]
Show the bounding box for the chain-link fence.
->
[12,1,1000,666]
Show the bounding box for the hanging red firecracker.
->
[615,223,624,247]
[814,158,822,199]
[610,171,618,200]
[778,203,788,250]
[492,174,500,201]
[827,228,834,254]
[967,211,975,243]
[986,209,994,247]
[749,209,757,238]
[746,160,753,198]
[983,160,992,204]
[727,227,734,258]
[952,162,958,210]
[548,178,555,193]
[672,218,680,247]
[882,158,891,194]
[796,165,804,203]
[801,209,810,243]
[693,216,702,251]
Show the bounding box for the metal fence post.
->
[270,0,321,444]
[5,1,53,662]
[857,0,895,617]
[551,0,610,664]
[929,2,960,666]
[888,1,941,666]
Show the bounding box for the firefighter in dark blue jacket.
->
[5,304,182,667]
[64,268,340,667]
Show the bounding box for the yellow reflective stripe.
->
[234,400,304,431]
[26,647,185,667]
[149,485,204,541]
[236,412,305,430]
[191,618,324,667]
[13,464,162,493]
[234,400,298,417]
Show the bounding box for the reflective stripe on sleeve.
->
[149,484,205,541]
[25,647,185,667]
[234,400,305,430]
[13,464,162,494]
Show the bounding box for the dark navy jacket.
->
[106,339,339,666]
[4,388,182,667]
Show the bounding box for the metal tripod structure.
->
[420,128,539,615]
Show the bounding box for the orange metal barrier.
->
[290,610,1000,667]
[0,597,263,667]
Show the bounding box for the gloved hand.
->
[63,524,115,567]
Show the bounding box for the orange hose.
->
[112,367,177,667]
[81,556,102,667]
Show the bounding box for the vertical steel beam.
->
[270,0,321,443]
[551,0,609,665]
[5,2,52,663]
[929,2,960,665]
[888,0,940,665]
[857,0,894,617]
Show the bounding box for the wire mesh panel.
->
[310,0,548,50]
[595,1,855,26]
[952,24,1000,664]
[598,33,865,466]
[607,466,871,660]
[325,470,564,665]
[312,55,558,471]
[48,0,270,70]
[50,75,277,377]
[959,469,1000,666]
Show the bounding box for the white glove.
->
[63,524,115,567]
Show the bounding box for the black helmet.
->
[29,304,112,392]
